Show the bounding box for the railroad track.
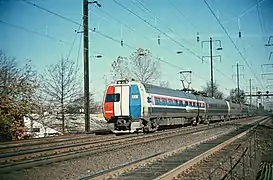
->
[0,116,261,174]
[80,116,269,180]
[0,128,116,152]
[0,122,228,173]
[0,117,256,174]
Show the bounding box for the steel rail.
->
[0,122,228,173]
[79,116,267,180]
[0,116,259,174]
[156,117,269,180]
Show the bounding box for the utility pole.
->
[83,0,101,133]
[265,36,273,47]
[261,63,273,109]
[83,0,90,133]
[232,63,244,103]
[249,79,252,107]
[209,37,213,97]
[265,36,273,61]
[201,37,223,97]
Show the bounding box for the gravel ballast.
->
[175,118,273,180]
[0,123,254,180]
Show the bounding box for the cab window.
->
[105,93,120,102]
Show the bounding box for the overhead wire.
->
[256,0,270,59]
[20,0,184,70]
[165,0,239,92]
[93,5,219,89]
[204,0,266,91]
[166,0,199,31]
[95,3,207,79]
[132,0,197,47]
[221,0,267,24]
[20,0,231,94]
[208,0,261,91]
[113,0,236,87]
[66,25,82,61]
[124,0,236,84]
[108,0,232,92]
[0,20,71,45]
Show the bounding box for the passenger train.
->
[103,79,258,133]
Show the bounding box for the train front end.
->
[103,80,144,133]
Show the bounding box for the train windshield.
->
[105,93,120,102]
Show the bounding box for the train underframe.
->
[108,113,253,134]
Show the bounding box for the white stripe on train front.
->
[114,85,130,116]
[114,86,121,116]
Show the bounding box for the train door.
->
[114,85,130,116]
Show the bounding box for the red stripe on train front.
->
[103,85,114,120]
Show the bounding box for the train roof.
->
[110,80,237,105]
[143,83,229,105]
[143,83,199,100]
[202,96,227,105]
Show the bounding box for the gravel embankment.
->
[177,119,273,180]
[1,124,240,180]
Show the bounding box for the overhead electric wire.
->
[0,20,71,45]
[221,0,266,24]
[256,0,270,58]
[167,0,199,30]
[20,0,231,93]
[76,31,82,69]
[165,0,241,88]
[204,0,266,91]
[20,0,187,72]
[132,0,197,47]
[95,6,160,45]
[94,5,223,90]
[96,7,139,35]
[126,0,235,84]
[114,0,236,84]
[66,25,82,61]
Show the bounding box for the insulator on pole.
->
[238,18,241,39]
[120,26,123,47]
[197,32,200,43]
[157,35,160,45]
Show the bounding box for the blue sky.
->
[0,0,272,102]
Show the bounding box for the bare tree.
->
[110,48,161,84]
[0,50,37,140]
[102,74,112,87]
[66,92,96,114]
[202,82,224,99]
[226,88,246,104]
[130,48,160,84]
[111,56,130,80]
[159,80,169,88]
[40,58,81,133]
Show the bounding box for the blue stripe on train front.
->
[129,84,141,118]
